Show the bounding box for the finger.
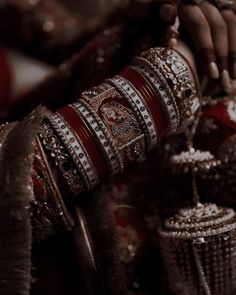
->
[179,4,219,79]
[160,3,178,23]
[229,53,236,79]
[221,9,236,78]
[199,1,230,89]
[153,0,178,23]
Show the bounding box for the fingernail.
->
[208,62,219,79]
[159,4,176,23]
[168,37,178,48]
[221,70,231,91]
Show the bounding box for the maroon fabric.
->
[0,49,11,118]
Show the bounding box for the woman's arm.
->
[21,46,199,236]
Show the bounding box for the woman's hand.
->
[156,0,236,90]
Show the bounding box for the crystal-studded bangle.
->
[72,99,123,175]
[39,121,84,196]
[141,48,196,98]
[108,75,158,150]
[140,48,199,122]
[47,112,98,191]
[32,137,74,234]
[120,67,169,138]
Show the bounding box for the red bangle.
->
[58,106,108,179]
[120,67,169,139]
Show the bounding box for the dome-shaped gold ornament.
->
[159,143,236,294]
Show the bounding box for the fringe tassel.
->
[0,107,43,295]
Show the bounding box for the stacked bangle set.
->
[33,47,199,233]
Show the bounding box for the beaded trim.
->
[159,220,236,239]
[159,203,236,239]
[72,100,123,175]
[165,208,235,231]
[47,112,98,190]
[39,122,84,196]
[81,83,110,99]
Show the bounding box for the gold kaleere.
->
[159,112,236,295]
